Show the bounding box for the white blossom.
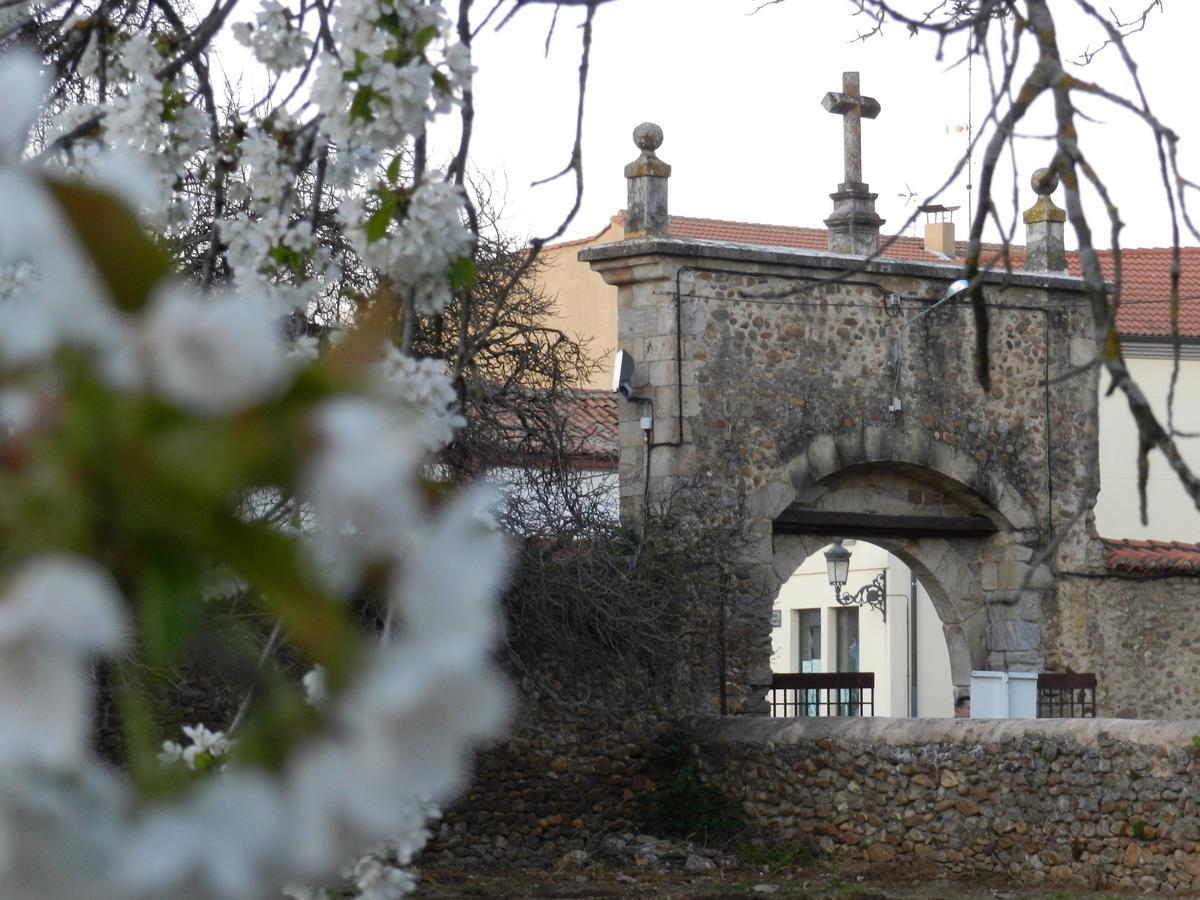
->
[349,852,416,900]
[0,4,513,896]
[302,666,328,706]
[390,486,509,661]
[0,555,126,769]
[0,57,139,371]
[0,51,42,159]
[180,725,233,771]
[105,81,165,155]
[347,180,474,314]
[371,346,465,449]
[157,741,185,768]
[233,1,310,72]
[140,284,293,416]
[302,398,424,586]
[0,388,36,433]
[119,34,163,81]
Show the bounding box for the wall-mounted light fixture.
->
[823,538,887,620]
[942,278,971,303]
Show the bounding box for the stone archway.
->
[584,229,1098,715]
[730,435,1056,713]
[770,531,982,696]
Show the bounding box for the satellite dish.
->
[611,349,635,399]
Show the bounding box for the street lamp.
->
[823,539,887,621]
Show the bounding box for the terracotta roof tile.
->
[562,389,618,458]
[597,213,1200,339]
[1102,537,1200,576]
[1080,248,1200,340]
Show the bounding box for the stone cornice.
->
[580,237,1090,294]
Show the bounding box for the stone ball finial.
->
[1031,167,1059,197]
[633,122,663,153]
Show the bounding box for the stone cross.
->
[821,71,881,188]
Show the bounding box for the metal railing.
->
[769,672,874,718]
[1037,672,1096,718]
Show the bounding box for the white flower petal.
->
[0,52,46,160]
[141,284,293,416]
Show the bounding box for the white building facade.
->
[770,540,955,718]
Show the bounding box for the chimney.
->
[920,204,959,258]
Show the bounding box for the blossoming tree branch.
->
[0,0,588,895]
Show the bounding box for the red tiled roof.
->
[599,213,1200,339]
[1102,537,1200,576]
[563,389,618,459]
[1080,248,1200,340]
[464,388,616,466]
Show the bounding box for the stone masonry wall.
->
[430,662,677,863]
[694,716,1200,893]
[1044,571,1200,719]
[584,240,1099,711]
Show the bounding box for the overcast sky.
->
[462,0,1200,251]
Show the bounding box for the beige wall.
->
[1095,350,1200,540]
[540,220,623,390]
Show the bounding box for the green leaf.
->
[365,191,398,244]
[386,155,402,185]
[414,24,439,50]
[349,86,375,123]
[449,256,477,292]
[136,552,204,669]
[268,244,303,274]
[116,661,190,797]
[213,521,357,686]
[192,751,215,772]
[343,50,369,81]
[375,11,402,37]
[43,178,173,312]
[161,84,186,123]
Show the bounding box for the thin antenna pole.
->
[966,41,974,224]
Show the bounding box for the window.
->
[835,607,859,672]
[835,607,861,716]
[796,608,822,716]
[798,609,821,674]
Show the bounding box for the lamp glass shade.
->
[824,540,851,586]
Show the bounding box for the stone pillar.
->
[1022,168,1067,273]
[825,187,885,256]
[623,122,671,239]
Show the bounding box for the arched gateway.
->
[583,121,1106,714]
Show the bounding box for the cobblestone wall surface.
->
[694,716,1200,893]
[1045,572,1200,719]
[429,667,676,864]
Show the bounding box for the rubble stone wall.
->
[1044,572,1200,719]
[695,715,1200,893]
[430,666,677,864]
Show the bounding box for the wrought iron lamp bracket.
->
[832,571,887,621]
